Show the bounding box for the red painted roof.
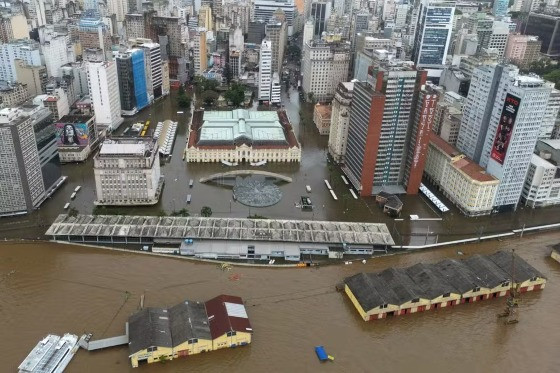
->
[429,133,461,157]
[205,294,252,339]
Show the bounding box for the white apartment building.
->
[540,87,560,140]
[140,42,163,101]
[522,140,560,207]
[328,82,353,163]
[192,28,207,77]
[258,39,272,102]
[301,40,350,103]
[456,64,518,163]
[94,138,164,206]
[42,35,74,78]
[108,0,129,23]
[302,20,314,48]
[271,72,281,104]
[0,40,42,82]
[425,134,499,216]
[488,20,510,58]
[482,75,552,211]
[86,60,123,131]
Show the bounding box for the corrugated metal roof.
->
[225,302,248,319]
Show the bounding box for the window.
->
[473,287,480,292]
[188,338,198,344]
[226,331,237,337]
[412,298,419,303]
[443,293,450,298]
[147,346,158,352]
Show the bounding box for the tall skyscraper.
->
[116,49,149,116]
[456,64,518,163]
[493,0,509,19]
[86,60,123,131]
[253,0,296,35]
[42,35,74,78]
[412,0,455,78]
[139,42,163,101]
[309,0,331,37]
[481,75,552,211]
[258,39,272,102]
[192,28,208,77]
[266,16,287,73]
[343,61,427,195]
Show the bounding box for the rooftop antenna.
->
[498,249,519,324]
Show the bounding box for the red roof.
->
[205,294,252,339]
[452,158,498,183]
[429,133,461,157]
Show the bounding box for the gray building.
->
[522,12,560,57]
[0,107,64,217]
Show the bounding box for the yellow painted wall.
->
[173,338,213,358]
[461,287,491,300]
[399,298,430,311]
[552,250,560,264]
[344,285,368,321]
[130,346,173,368]
[212,332,252,350]
[428,293,461,308]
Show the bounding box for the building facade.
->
[301,40,350,103]
[0,82,29,109]
[505,34,542,69]
[258,39,272,102]
[522,140,560,208]
[425,133,499,216]
[116,49,149,116]
[313,104,331,135]
[0,40,42,82]
[86,60,123,131]
[328,82,353,163]
[94,137,163,206]
[55,114,97,163]
[186,109,301,163]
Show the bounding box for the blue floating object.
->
[315,346,328,361]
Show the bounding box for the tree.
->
[307,92,315,103]
[544,70,560,89]
[287,45,301,61]
[224,83,245,107]
[201,90,219,106]
[157,209,167,217]
[170,208,190,217]
[177,94,191,108]
[67,207,79,218]
[194,76,219,93]
[201,206,212,217]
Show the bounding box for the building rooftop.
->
[540,139,560,150]
[98,137,156,157]
[46,214,395,246]
[429,133,461,157]
[346,251,544,310]
[452,158,498,183]
[205,295,252,339]
[314,104,332,118]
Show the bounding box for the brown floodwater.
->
[1,232,560,373]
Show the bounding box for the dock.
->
[78,323,129,351]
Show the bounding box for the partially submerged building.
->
[128,294,252,368]
[185,109,301,163]
[345,251,546,321]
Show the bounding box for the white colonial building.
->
[522,139,560,208]
[94,137,164,206]
[185,109,301,163]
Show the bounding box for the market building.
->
[185,109,301,163]
[345,251,546,322]
[313,103,331,135]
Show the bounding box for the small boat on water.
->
[186,194,192,204]
[74,186,81,193]
[64,203,70,210]
[189,179,194,188]
[70,192,76,200]
[306,185,311,193]
[314,346,334,362]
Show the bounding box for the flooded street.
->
[1,233,560,372]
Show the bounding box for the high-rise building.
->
[302,19,314,46]
[481,75,552,211]
[199,4,214,30]
[301,40,350,102]
[487,20,510,58]
[328,82,354,163]
[108,0,129,23]
[0,40,42,82]
[42,35,74,78]
[0,14,28,42]
[258,39,272,101]
[0,82,29,109]
[116,49,149,116]
[253,0,296,34]
[79,10,112,59]
[247,21,266,44]
[521,12,560,57]
[271,73,281,104]
[522,139,560,208]
[403,84,439,194]
[308,0,331,37]
[411,0,455,78]
[94,137,164,206]
[343,61,427,195]
[14,60,48,97]
[266,17,287,73]
[0,108,63,217]
[541,88,560,140]
[505,34,542,69]
[139,42,164,101]
[493,0,509,19]
[456,64,518,163]
[192,28,208,77]
[41,89,70,120]
[86,60,123,131]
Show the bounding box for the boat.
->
[186,194,192,204]
[349,189,358,199]
[189,179,194,188]
[341,175,349,185]
[221,160,234,166]
[64,203,70,210]
[329,190,338,201]
[250,160,267,166]
[74,186,81,193]
[18,334,79,373]
[315,346,331,362]
[177,111,184,114]
[306,185,311,193]
[70,192,76,200]
[324,180,332,190]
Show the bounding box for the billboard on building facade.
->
[55,122,89,147]
[490,93,521,165]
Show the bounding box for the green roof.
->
[199,109,287,143]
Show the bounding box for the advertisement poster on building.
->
[55,122,89,147]
[490,93,520,165]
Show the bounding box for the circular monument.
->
[232,178,282,207]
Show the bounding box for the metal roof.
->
[46,214,395,246]
[198,109,287,143]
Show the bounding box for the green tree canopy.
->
[201,90,219,105]
[201,206,213,217]
[224,83,246,107]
